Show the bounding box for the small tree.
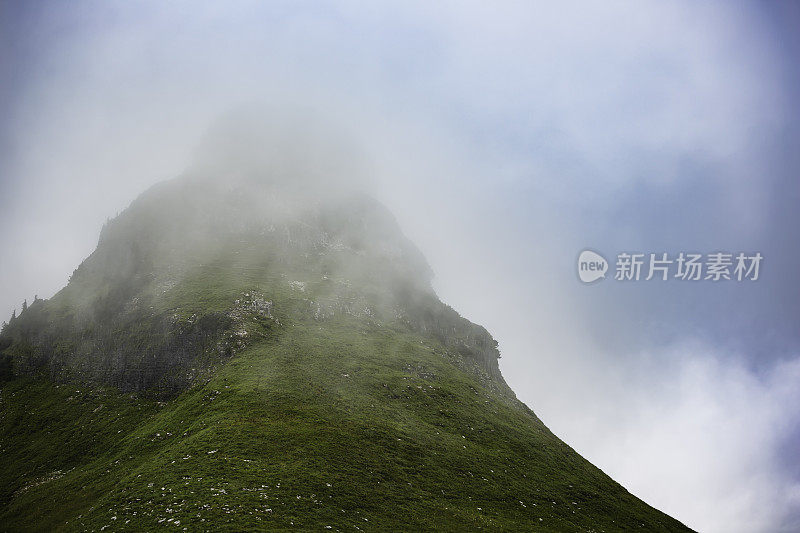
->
[22,299,27,312]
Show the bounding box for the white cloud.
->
[547,344,800,532]
[2,2,797,531]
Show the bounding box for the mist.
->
[2,2,800,531]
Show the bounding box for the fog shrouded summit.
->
[2,111,473,392]
[0,115,690,531]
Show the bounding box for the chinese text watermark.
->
[578,250,762,284]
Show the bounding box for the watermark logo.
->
[577,250,609,283]
[578,250,762,283]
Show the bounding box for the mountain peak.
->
[0,136,691,531]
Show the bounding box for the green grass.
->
[1,311,691,532]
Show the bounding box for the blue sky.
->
[2,2,799,530]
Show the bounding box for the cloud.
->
[545,343,800,532]
[2,2,799,531]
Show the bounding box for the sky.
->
[2,1,800,531]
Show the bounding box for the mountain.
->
[0,161,691,531]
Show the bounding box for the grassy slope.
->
[0,298,690,531]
